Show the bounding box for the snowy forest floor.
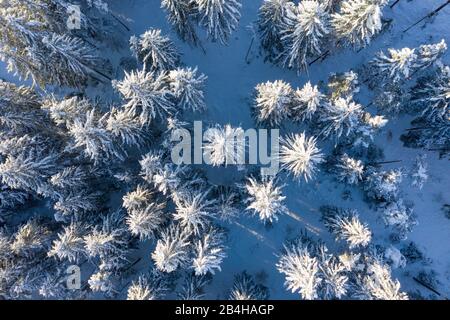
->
[1,0,450,299]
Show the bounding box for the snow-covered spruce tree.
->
[244,176,288,224]
[292,81,325,121]
[213,185,241,222]
[279,132,324,182]
[152,223,191,273]
[327,70,360,102]
[130,29,180,72]
[319,97,364,140]
[139,151,164,183]
[39,34,109,87]
[335,153,364,185]
[229,271,269,300]
[316,244,348,299]
[41,96,93,128]
[323,209,372,249]
[411,64,450,122]
[195,0,242,45]
[368,40,447,88]
[50,166,91,191]
[372,83,406,114]
[369,47,418,85]
[10,218,51,258]
[53,191,100,219]
[354,113,388,148]
[192,227,227,276]
[113,69,174,125]
[168,67,208,112]
[84,210,130,271]
[0,5,111,88]
[161,0,199,45]
[127,271,168,300]
[48,222,86,263]
[88,269,115,296]
[257,0,294,54]
[338,251,361,271]
[254,80,293,126]
[123,186,166,241]
[380,200,417,240]
[355,257,408,300]
[37,268,78,299]
[203,124,245,166]
[0,80,45,133]
[178,273,210,300]
[331,0,388,49]
[0,150,58,196]
[276,243,321,300]
[105,107,148,148]
[173,189,216,235]
[68,109,124,164]
[154,164,188,197]
[401,116,449,156]
[410,155,428,190]
[279,1,330,71]
[364,169,402,203]
[0,136,49,161]
[415,39,447,71]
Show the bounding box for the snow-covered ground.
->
[1,0,449,299]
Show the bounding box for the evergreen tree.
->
[229,271,269,300]
[355,257,408,300]
[364,169,402,203]
[327,71,360,102]
[369,47,417,84]
[127,270,168,300]
[178,273,210,300]
[48,222,87,263]
[254,80,293,126]
[105,108,148,148]
[279,132,324,182]
[123,186,166,241]
[0,150,58,196]
[195,0,242,45]
[0,1,112,87]
[411,64,450,122]
[335,153,364,185]
[331,0,388,48]
[244,176,288,224]
[323,209,372,249]
[276,243,321,300]
[319,97,364,140]
[292,81,325,121]
[130,29,180,72]
[203,124,246,166]
[67,109,124,164]
[113,69,174,125]
[279,1,330,71]
[316,244,348,299]
[84,210,130,271]
[257,0,294,54]
[168,67,208,112]
[410,155,428,190]
[380,200,417,240]
[10,218,51,258]
[152,223,191,273]
[161,0,199,45]
[173,189,216,235]
[192,227,227,276]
